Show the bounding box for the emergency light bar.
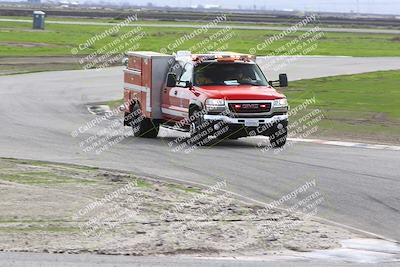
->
[175,50,255,63]
[191,53,254,63]
[175,50,192,62]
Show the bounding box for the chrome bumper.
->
[203,114,288,125]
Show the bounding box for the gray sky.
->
[124,0,400,15]
[2,0,400,15]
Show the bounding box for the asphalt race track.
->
[0,56,399,266]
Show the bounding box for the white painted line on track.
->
[288,138,400,151]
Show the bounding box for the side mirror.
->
[185,81,193,88]
[279,73,288,87]
[122,57,128,67]
[166,73,177,87]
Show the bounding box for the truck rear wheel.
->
[131,104,159,138]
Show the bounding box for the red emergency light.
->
[191,53,254,63]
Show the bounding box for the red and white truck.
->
[122,51,289,147]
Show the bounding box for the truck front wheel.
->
[131,104,159,138]
[189,108,209,145]
[269,131,287,148]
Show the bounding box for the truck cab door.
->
[161,63,182,120]
[162,63,192,120]
[175,63,194,111]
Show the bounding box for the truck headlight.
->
[273,98,288,108]
[205,98,226,112]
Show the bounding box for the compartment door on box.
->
[124,68,147,115]
[128,56,142,70]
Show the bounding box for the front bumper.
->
[203,114,288,137]
[203,114,288,125]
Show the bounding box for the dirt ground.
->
[0,56,81,75]
[0,56,121,75]
[0,158,362,257]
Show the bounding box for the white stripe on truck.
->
[161,108,187,118]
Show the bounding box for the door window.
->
[177,63,193,87]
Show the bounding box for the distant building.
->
[191,4,221,9]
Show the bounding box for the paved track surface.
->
[258,56,400,80]
[0,56,399,266]
[2,18,400,34]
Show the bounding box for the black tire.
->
[270,130,287,148]
[189,108,209,146]
[131,104,159,138]
[123,112,133,126]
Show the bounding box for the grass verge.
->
[287,70,400,144]
[1,18,400,57]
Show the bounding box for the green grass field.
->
[287,71,400,144]
[1,18,400,57]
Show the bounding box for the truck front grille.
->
[228,102,271,113]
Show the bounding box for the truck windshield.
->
[194,62,268,86]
